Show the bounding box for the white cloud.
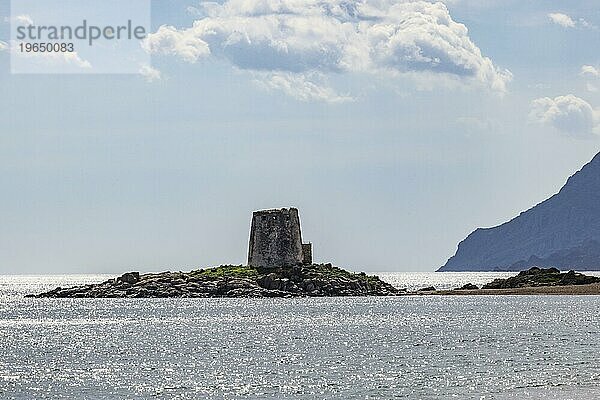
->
[530,95,599,137]
[10,42,92,69]
[528,82,551,90]
[23,51,92,69]
[14,14,34,26]
[142,25,210,63]
[581,65,600,78]
[7,16,92,70]
[144,0,511,101]
[548,13,593,29]
[548,13,576,28]
[139,64,162,82]
[4,14,34,26]
[581,66,600,92]
[254,72,353,103]
[60,52,92,69]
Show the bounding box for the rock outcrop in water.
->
[28,264,399,298]
[413,268,600,295]
[439,152,600,271]
[481,267,600,289]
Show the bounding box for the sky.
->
[1,0,600,274]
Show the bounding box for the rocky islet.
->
[29,264,400,298]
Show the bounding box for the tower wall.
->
[302,243,312,265]
[247,208,304,268]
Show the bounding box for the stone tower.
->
[247,208,312,268]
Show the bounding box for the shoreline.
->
[22,267,600,298]
[410,283,600,296]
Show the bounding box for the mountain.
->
[439,152,600,271]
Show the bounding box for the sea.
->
[1,272,599,399]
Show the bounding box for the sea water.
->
[1,274,599,399]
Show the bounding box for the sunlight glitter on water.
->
[0,274,599,399]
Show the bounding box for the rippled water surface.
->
[1,274,599,399]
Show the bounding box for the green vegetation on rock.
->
[190,265,259,279]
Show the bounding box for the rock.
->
[455,283,479,290]
[226,288,264,298]
[257,273,279,290]
[418,286,436,292]
[30,264,400,298]
[482,267,600,289]
[303,280,316,292]
[117,272,140,285]
[518,267,560,276]
[558,270,600,286]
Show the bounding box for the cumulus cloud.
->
[7,40,91,69]
[548,13,576,28]
[144,0,511,101]
[581,65,600,92]
[14,14,34,26]
[15,50,92,69]
[7,16,92,70]
[4,14,34,26]
[530,95,599,137]
[255,71,353,103]
[581,65,600,78]
[548,13,593,29]
[142,25,209,63]
[139,64,162,82]
[58,52,92,69]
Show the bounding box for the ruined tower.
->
[247,208,312,268]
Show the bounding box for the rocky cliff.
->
[439,152,600,271]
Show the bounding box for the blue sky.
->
[1,0,600,273]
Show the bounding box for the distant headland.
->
[439,152,600,272]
